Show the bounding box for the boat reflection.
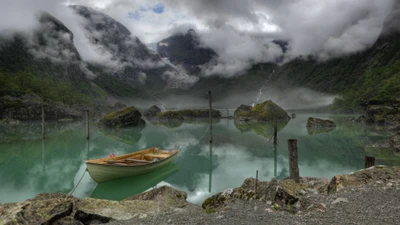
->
[90,162,178,201]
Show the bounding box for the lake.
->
[0,113,392,204]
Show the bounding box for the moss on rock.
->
[98,106,145,128]
[234,100,291,122]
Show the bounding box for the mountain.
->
[0,12,102,103]
[70,5,170,98]
[1,3,399,114]
[157,29,217,75]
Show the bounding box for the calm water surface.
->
[0,114,391,204]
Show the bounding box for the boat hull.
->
[86,153,177,183]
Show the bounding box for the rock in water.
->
[307,117,336,128]
[144,105,161,118]
[98,106,145,128]
[234,105,252,117]
[234,101,291,122]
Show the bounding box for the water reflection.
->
[100,126,144,146]
[0,114,394,204]
[234,120,288,138]
[90,163,178,201]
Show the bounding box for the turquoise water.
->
[0,114,390,204]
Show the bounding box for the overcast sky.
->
[0,0,396,76]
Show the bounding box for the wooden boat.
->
[85,147,178,183]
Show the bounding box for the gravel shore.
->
[110,180,400,225]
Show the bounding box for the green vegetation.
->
[0,69,91,104]
[329,60,400,113]
[236,101,290,122]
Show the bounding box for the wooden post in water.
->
[274,144,277,177]
[255,170,258,194]
[208,91,213,193]
[288,139,300,183]
[365,156,375,168]
[41,105,45,139]
[86,110,90,140]
[273,120,278,145]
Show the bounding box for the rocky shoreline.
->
[1,166,400,225]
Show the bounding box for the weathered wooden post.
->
[274,144,277,177]
[365,156,375,168]
[208,91,213,193]
[288,139,300,183]
[41,105,45,139]
[273,120,278,145]
[86,110,90,140]
[255,170,258,193]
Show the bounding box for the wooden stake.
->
[288,139,300,183]
[209,91,213,144]
[255,170,258,193]
[365,156,375,168]
[273,120,278,145]
[86,110,90,140]
[274,144,277,177]
[41,105,45,139]
[208,91,213,193]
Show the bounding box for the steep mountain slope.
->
[0,12,102,103]
[157,29,217,75]
[71,5,169,98]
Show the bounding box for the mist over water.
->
[122,87,336,111]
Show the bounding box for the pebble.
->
[254,206,258,211]
[332,197,349,205]
[217,215,224,219]
[265,208,273,213]
[318,203,326,210]
[387,183,393,188]
[167,219,172,224]
[306,204,314,210]
[266,201,272,205]
[139,214,148,219]
[299,189,306,195]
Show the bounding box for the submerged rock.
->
[98,106,145,128]
[234,100,291,122]
[144,105,161,118]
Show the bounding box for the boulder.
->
[327,166,400,194]
[306,117,336,129]
[234,101,291,122]
[157,111,184,122]
[234,105,252,117]
[125,186,188,208]
[144,105,161,118]
[202,177,328,214]
[366,104,398,125]
[0,187,201,224]
[0,193,85,225]
[98,106,145,128]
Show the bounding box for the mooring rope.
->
[69,168,87,195]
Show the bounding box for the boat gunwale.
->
[85,148,178,167]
